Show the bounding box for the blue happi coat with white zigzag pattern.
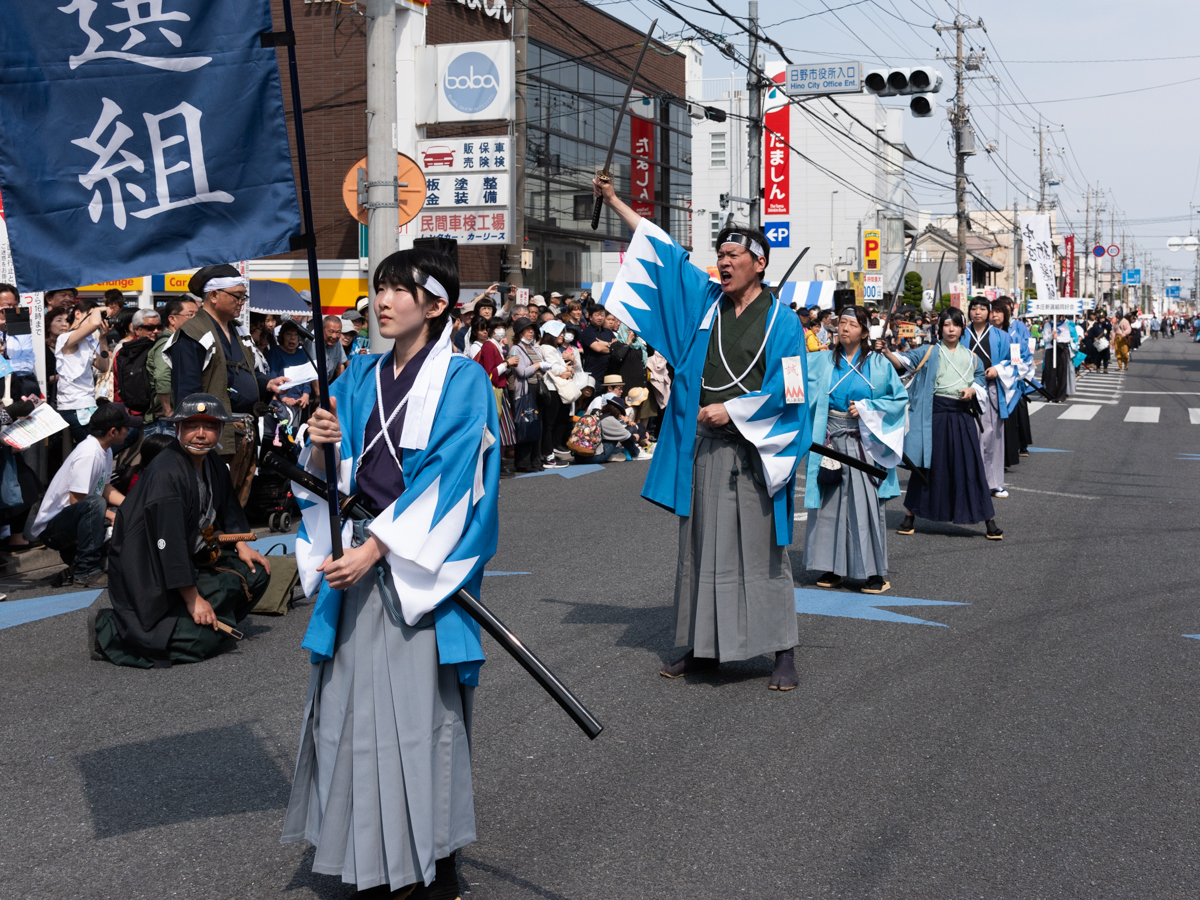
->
[292,353,500,684]
[598,219,810,546]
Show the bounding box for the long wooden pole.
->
[280,0,342,559]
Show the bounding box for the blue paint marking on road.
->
[483,571,532,577]
[0,590,103,630]
[516,464,605,480]
[1183,634,1200,641]
[794,588,968,627]
[248,533,297,555]
[1175,455,1200,460]
[1026,447,1074,453]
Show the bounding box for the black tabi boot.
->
[896,514,915,535]
[408,852,461,900]
[768,648,799,691]
[985,519,1003,540]
[659,650,719,678]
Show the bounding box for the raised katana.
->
[590,19,658,230]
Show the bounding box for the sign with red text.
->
[1063,234,1076,298]
[630,114,656,218]
[764,74,789,216]
[863,229,881,272]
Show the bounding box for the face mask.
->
[563,332,575,343]
[493,329,505,339]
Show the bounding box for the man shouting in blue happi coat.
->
[593,177,809,691]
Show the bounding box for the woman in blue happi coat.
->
[878,306,1003,540]
[282,249,501,898]
[803,306,908,594]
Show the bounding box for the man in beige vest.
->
[165,265,286,494]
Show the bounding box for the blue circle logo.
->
[443,52,499,115]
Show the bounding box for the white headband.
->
[720,232,766,260]
[205,276,247,293]
[415,270,450,302]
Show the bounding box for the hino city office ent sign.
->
[784,62,863,96]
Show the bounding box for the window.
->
[710,132,726,168]
[710,212,721,246]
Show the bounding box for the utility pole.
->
[365,0,398,352]
[511,0,528,289]
[1036,117,1045,212]
[935,2,984,278]
[1011,199,1020,301]
[1083,185,1090,299]
[746,0,761,230]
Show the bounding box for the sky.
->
[597,0,1200,288]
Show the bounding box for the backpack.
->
[114,336,156,415]
[566,413,601,456]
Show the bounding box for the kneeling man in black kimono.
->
[90,394,271,667]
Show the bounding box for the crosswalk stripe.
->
[1065,396,1118,405]
[1190,409,1200,425]
[1058,404,1101,420]
[1028,401,1048,415]
[1124,406,1161,423]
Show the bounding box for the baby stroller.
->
[245,400,302,532]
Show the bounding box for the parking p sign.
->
[765,222,790,248]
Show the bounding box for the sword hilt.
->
[591,171,610,231]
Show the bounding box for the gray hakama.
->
[673,425,798,661]
[978,380,1005,492]
[803,410,888,579]
[282,559,476,891]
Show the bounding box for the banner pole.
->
[280,0,343,559]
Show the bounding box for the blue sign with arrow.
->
[764,222,790,248]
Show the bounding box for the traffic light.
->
[865,66,943,117]
[719,193,730,210]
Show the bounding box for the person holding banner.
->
[877,307,1002,540]
[592,176,808,691]
[282,248,500,898]
[803,306,908,594]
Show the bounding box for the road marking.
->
[1124,406,1160,423]
[1058,404,1101,420]
[1026,447,1073,453]
[1006,485,1100,500]
[794,588,968,627]
[515,464,605,479]
[1028,401,1048,415]
[1190,409,1200,425]
[1125,391,1200,395]
[0,590,103,630]
[794,511,809,522]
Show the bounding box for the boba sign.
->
[444,52,500,115]
[433,42,514,124]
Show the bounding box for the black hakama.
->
[905,396,995,525]
[1004,393,1032,465]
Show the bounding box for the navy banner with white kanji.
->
[0,0,301,290]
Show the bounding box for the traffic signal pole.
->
[935,2,983,281]
[747,0,761,231]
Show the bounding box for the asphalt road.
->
[2,335,1199,899]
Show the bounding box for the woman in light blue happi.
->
[803,306,908,594]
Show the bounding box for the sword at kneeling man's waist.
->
[263,453,603,740]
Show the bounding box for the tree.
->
[902,270,923,306]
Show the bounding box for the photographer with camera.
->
[55,298,111,445]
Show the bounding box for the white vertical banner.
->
[28,292,45,397]
[2,215,46,395]
[0,215,13,285]
[236,259,250,331]
[1022,214,1058,307]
